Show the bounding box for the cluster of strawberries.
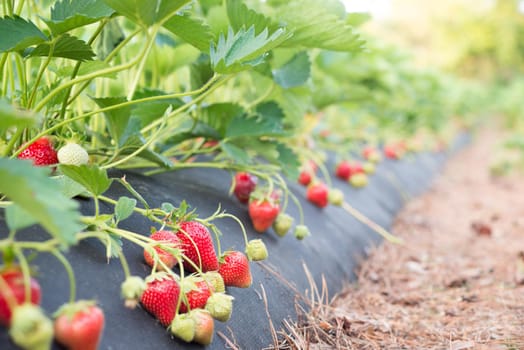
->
[296,146,383,210]
[123,220,262,345]
[0,266,105,350]
[233,172,311,240]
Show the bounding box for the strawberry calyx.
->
[53,300,97,319]
[294,225,311,240]
[121,276,146,309]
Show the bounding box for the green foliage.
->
[275,0,365,52]
[59,164,112,196]
[273,52,310,88]
[45,0,114,34]
[0,16,47,52]
[102,0,191,27]
[226,101,287,138]
[0,100,38,131]
[114,196,137,222]
[163,14,215,52]
[26,34,95,61]
[226,0,278,35]
[0,159,82,244]
[92,97,132,146]
[210,26,290,73]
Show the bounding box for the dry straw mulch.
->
[270,129,524,350]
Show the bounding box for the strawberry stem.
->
[50,249,76,304]
[12,247,31,303]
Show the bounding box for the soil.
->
[272,128,524,350]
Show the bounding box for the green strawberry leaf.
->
[92,96,131,145]
[277,0,365,52]
[226,0,279,35]
[53,175,89,198]
[163,14,215,52]
[210,25,290,73]
[26,34,96,61]
[189,56,214,90]
[275,142,300,179]
[5,204,37,231]
[119,133,173,168]
[0,158,82,245]
[225,101,286,138]
[102,0,191,27]
[114,196,137,222]
[105,232,123,258]
[220,142,250,164]
[0,100,38,131]
[0,16,47,52]
[59,164,112,196]
[273,51,310,89]
[200,103,244,137]
[45,0,114,35]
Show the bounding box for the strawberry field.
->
[0,0,515,349]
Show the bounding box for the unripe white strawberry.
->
[57,142,89,166]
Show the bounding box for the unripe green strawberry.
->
[9,304,53,350]
[121,276,146,309]
[191,309,214,345]
[170,314,195,343]
[363,162,375,174]
[57,142,89,166]
[202,272,225,293]
[294,225,310,240]
[205,293,234,322]
[272,213,293,237]
[328,189,344,206]
[349,173,368,188]
[245,239,268,261]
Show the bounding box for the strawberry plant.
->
[0,0,486,347]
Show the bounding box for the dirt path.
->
[278,129,524,349]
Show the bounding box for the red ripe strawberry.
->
[335,161,364,180]
[218,251,252,288]
[191,309,214,345]
[176,221,219,272]
[233,172,257,204]
[362,146,375,159]
[298,169,313,186]
[307,160,318,173]
[0,267,41,326]
[306,182,329,208]
[384,145,400,159]
[179,277,212,313]
[17,137,58,166]
[140,273,181,326]
[144,230,181,270]
[248,199,280,233]
[54,301,105,350]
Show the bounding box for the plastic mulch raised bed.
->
[0,135,469,349]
